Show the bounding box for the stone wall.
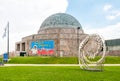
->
[106,50,120,56]
[16,28,87,57]
[38,28,84,34]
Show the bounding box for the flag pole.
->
[7,22,9,59]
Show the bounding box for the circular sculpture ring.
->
[78,34,106,71]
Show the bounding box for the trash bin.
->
[3,53,8,62]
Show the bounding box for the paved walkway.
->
[2,64,120,66]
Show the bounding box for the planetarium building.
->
[15,13,88,57]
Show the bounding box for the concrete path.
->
[2,64,120,66]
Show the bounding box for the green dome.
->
[40,13,82,29]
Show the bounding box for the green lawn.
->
[0,66,120,81]
[105,56,120,64]
[7,56,79,64]
[2,56,120,64]
[0,58,2,61]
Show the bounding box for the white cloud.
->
[0,0,68,55]
[103,4,112,12]
[84,23,120,40]
[103,4,120,20]
[106,12,120,20]
[106,15,116,20]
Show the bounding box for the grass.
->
[7,56,78,64]
[0,66,120,81]
[105,56,120,64]
[3,56,120,64]
[0,58,2,61]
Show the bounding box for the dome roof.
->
[40,13,82,29]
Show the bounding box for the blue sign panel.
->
[30,40,54,55]
[31,40,54,49]
[3,53,8,61]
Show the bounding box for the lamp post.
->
[77,27,80,50]
[77,27,80,64]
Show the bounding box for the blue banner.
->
[31,40,54,50]
[30,40,54,55]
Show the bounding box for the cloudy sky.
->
[0,0,120,54]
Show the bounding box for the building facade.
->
[15,13,120,57]
[15,13,87,57]
[105,39,120,56]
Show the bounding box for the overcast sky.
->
[0,0,120,54]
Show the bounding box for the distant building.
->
[15,13,120,57]
[105,39,120,56]
[15,13,87,57]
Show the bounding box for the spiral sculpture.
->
[78,34,106,71]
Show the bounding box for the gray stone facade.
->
[15,13,87,57]
[16,27,88,57]
[15,13,120,57]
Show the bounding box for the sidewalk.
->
[3,64,120,66]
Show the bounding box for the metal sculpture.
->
[78,34,106,71]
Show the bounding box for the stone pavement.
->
[2,64,120,66]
